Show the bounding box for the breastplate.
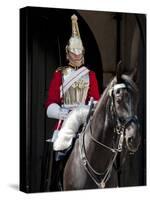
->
[62,67,89,105]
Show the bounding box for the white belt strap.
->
[60,66,89,97]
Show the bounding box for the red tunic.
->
[45,69,100,108]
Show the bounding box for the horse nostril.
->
[128,137,133,144]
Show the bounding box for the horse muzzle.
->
[124,116,141,153]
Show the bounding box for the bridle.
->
[79,79,139,188]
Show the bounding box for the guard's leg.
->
[40,139,53,192]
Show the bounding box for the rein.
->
[79,118,121,188]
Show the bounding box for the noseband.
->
[79,81,139,189]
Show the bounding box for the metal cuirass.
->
[62,67,89,105]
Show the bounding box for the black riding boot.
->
[51,147,72,191]
[40,139,53,192]
[50,154,65,191]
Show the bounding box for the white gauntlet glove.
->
[47,103,69,120]
[59,108,69,120]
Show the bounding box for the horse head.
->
[111,61,141,153]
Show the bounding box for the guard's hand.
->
[59,108,69,120]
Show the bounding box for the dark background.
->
[20,7,146,193]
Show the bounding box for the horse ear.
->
[116,60,123,83]
[130,67,138,83]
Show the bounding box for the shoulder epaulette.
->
[55,67,63,72]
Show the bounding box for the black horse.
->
[63,63,141,190]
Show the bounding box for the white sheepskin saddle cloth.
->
[53,105,89,151]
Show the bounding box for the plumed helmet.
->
[66,14,84,55]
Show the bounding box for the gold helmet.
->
[66,14,84,56]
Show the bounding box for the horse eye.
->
[116,89,120,94]
[114,89,121,95]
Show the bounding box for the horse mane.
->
[94,77,117,116]
[90,77,117,141]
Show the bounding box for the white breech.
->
[53,105,90,151]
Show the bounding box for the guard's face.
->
[68,51,84,67]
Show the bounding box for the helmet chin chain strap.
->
[79,82,139,188]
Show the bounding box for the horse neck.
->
[85,83,115,152]
[84,87,115,172]
[92,85,114,140]
[91,105,107,139]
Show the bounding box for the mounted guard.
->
[44,14,100,191]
